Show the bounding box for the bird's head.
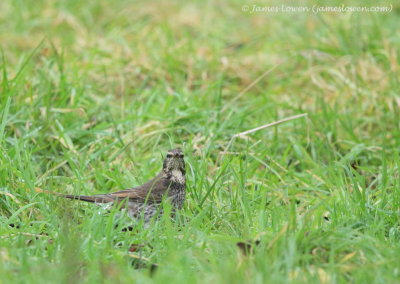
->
[163,148,185,174]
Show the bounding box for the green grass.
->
[1,0,400,283]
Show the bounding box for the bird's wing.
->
[101,172,172,203]
[56,172,171,204]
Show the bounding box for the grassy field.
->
[1,0,400,283]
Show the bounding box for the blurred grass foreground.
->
[0,0,400,283]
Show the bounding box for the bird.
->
[37,148,186,224]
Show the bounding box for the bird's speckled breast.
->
[170,187,186,209]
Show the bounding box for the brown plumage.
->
[38,148,186,223]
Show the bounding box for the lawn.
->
[1,0,399,283]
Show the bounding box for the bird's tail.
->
[35,187,113,203]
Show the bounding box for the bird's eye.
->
[166,154,172,158]
[179,154,184,158]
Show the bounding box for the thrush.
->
[45,148,186,223]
